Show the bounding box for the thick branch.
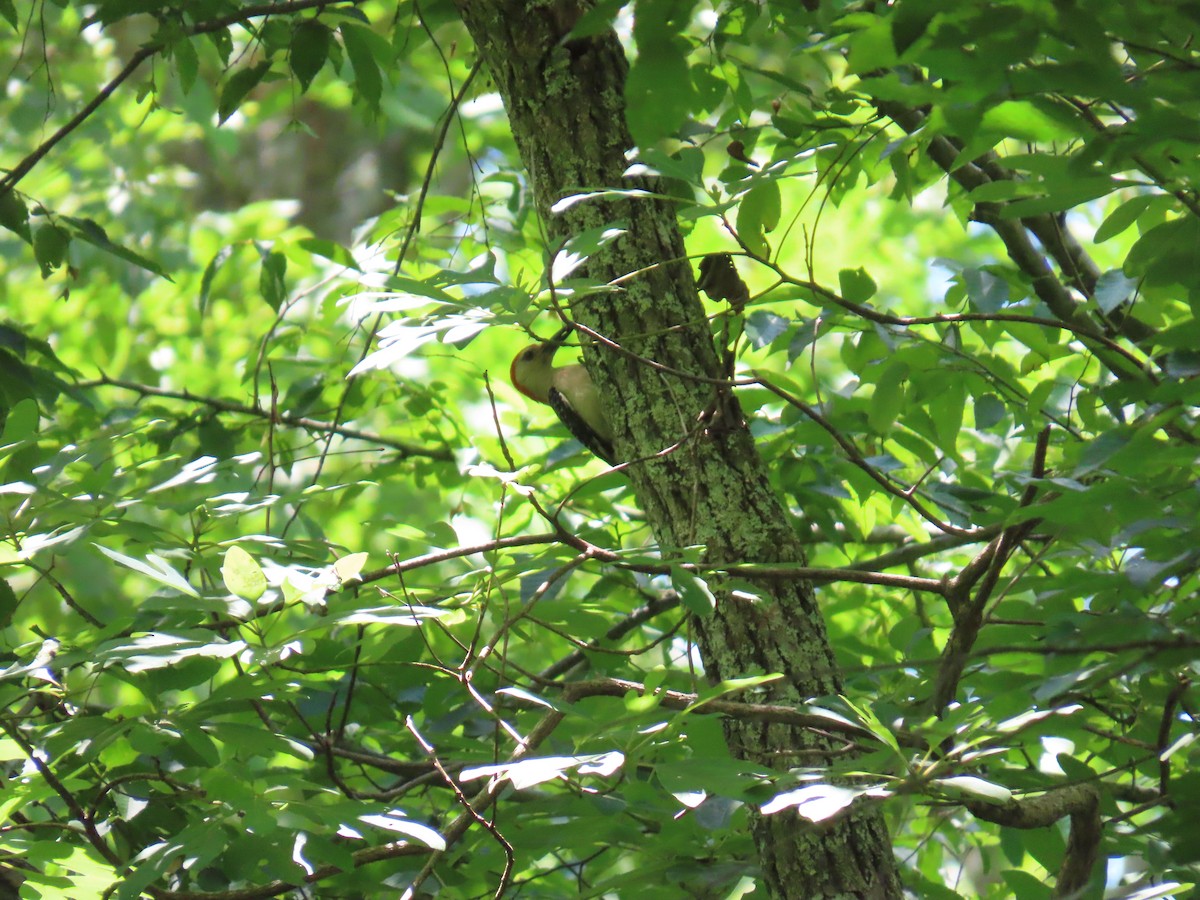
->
[967,783,1101,898]
[934,428,1050,711]
[874,99,1156,350]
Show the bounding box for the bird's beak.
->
[548,324,573,348]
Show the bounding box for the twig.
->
[754,377,981,537]
[0,720,122,867]
[85,375,451,460]
[552,677,925,749]
[285,55,481,534]
[402,708,566,897]
[0,0,367,197]
[358,532,560,586]
[406,717,515,898]
[537,591,681,681]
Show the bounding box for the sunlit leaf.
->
[358,814,445,849]
[672,566,715,617]
[93,544,200,597]
[934,776,1013,804]
[222,545,267,602]
[838,267,877,305]
[461,752,625,790]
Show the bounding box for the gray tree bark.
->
[454,2,902,896]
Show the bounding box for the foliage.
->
[1,0,1199,898]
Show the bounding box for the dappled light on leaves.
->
[1,1,1199,898]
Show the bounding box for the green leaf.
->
[904,875,968,900]
[745,311,788,349]
[737,182,781,256]
[298,237,360,270]
[334,606,450,627]
[340,23,382,109]
[0,0,16,29]
[0,189,30,242]
[890,2,945,56]
[1094,192,1157,243]
[554,223,629,279]
[567,0,626,39]
[0,577,17,628]
[1125,216,1200,290]
[839,696,901,753]
[1000,869,1054,899]
[973,393,1006,429]
[109,643,232,685]
[259,19,292,55]
[672,566,715,617]
[93,544,200,597]
[333,552,368,584]
[32,223,69,277]
[206,26,233,66]
[846,19,898,74]
[999,177,1116,219]
[0,397,39,443]
[222,545,267,602]
[290,20,331,93]
[218,60,271,125]
[962,267,1008,312]
[1094,269,1137,314]
[625,35,694,145]
[198,245,233,315]
[60,215,171,279]
[979,100,1075,143]
[838,267,877,305]
[358,813,446,849]
[934,775,1012,803]
[172,36,199,95]
[259,248,287,311]
[869,362,908,433]
[929,377,966,456]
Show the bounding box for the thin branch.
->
[742,253,1151,380]
[406,717,515,898]
[0,0,367,198]
[1157,676,1191,796]
[391,49,483,275]
[402,708,567,897]
[286,54,481,533]
[24,562,102,627]
[357,532,560,586]
[0,720,122,867]
[553,677,926,749]
[362,516,951,601]
[847,527,1001,573]
[85,375,452,460]
[545,520,950,591]
[753,377,982,537]
[538,591,681,681]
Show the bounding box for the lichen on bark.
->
[454,1,903,895]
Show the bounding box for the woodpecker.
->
[509,326,617,465]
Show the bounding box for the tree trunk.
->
[454,3,902,896]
